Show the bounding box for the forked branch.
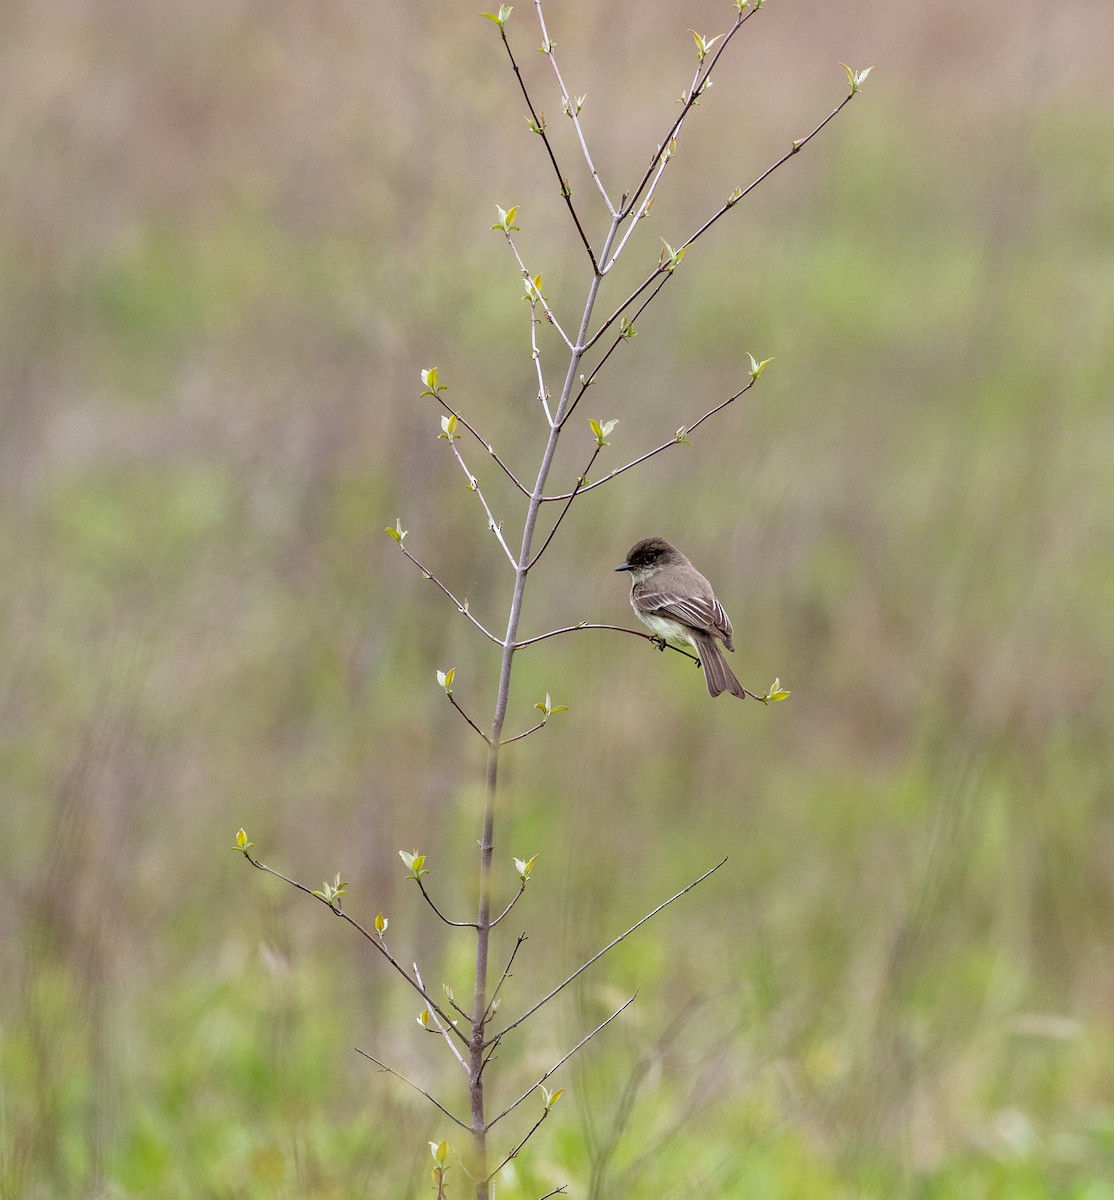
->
[488,859,727,1047]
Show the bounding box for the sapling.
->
[238,4,867,1195]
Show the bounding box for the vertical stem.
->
[469,214,623,1199]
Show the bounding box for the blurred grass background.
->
[3,0,1114,1196]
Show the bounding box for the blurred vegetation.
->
[2,1,1114,1197]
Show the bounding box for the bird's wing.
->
[638,590,734,650]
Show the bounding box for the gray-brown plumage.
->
[615,537,746,699]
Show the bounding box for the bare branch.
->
[526,446,600,570]
[672,90,860,261]
[241,851,468,1046]
[534,0,616,216]
[485,1109,550,1184]
[499,721,547,747]
[448,692,491,744]
[603,57,701,272]
[515,621,767,700]
[354,1048,471,1131]
[489,859,727,1045]
[505,231,573,351]
[397,545,503,645]
[514,622,689,652]
[415,962,468,1070]
[417,878,480,929]
[620,8,758,221]
[490,883,528,928]
[547,376,758,502]
[431,394,532,496]
[559,274,671,428]
[488,993,637,1128]
[486,932,528,1024]
[448,440,519,568]
[588,86,859,353]
[494,25,599,272]
[582,266,668,355]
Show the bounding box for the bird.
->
[615,536,747,699]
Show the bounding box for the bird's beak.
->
[614,562,633,572]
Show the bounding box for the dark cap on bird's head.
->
[615,537,683,573]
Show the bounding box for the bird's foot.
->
[651,636,667,652]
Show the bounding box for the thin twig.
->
[354,1048,471,1131]
[603,58,701,272]
[489,859,727,1046]
[449,693,491,744]
[514,623,695,656]
[582,267,669,355]
[620,9,757,221]
[523,284,554,427]
[587,86,859,354]
[432,394,532,496]
[515,623,766,700]
[485,933,528,1025]
[499,720,547,747]
[485,1110,550,1183]
[534,0,616,216]
[495,26,599,271]
[398,546,502,644]
[488,993,637,1128]
[417,878,480,929]
[241,852,468,1046]
[672,90,859,262]
[415,962,468,1070]
[448,440,519,568]
[546,376,758,501]
[506,232,573,351]
[490,883,528,928]
[558,274,671,428]
[526,445,600,570]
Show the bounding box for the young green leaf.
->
[400,850,429,879]
[533,692,569,719]
[490,205,520,233]
[481,5,513,30]
[589,418,618,448]
[515,853,539,881]
[233,827,253,852]
[841,63,873,94]
[385,519,408,544]
[429,1140,449,1166]
[688,30,722,63]
[659,239,688,272]
[437,667,456,694]
[747,353,773,381]
[311,873,349,907]
[374,912,388,936]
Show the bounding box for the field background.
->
[3,1,1114,1197]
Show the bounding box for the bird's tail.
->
[693,634,746,699]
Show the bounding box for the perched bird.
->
[615,536,746,699]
